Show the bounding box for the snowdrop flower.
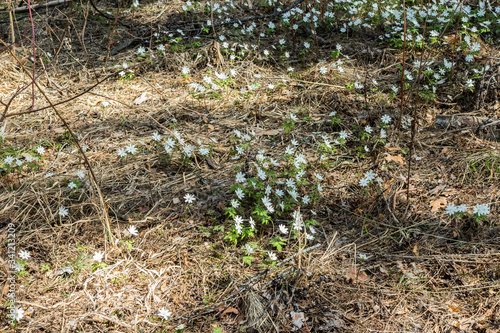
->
[93,251,104,262]
[37,146,45,155]
[302,195,310,205]
[45,173,53,178]
[268,251,277,261]
[127,225,138,236]
[137,46,146,55]
[279,224,288,234]
[380,129,387,138]
[287,67,294,72]
[157,308,172,320]
[305,233,314,240]
[181,66,190,75]
[286,178,296,188]
[457,204,467,213]
[359,253,368,261]
[319,67,327,75]
[304,41,310,49]
[365,126,373,134]
[231,199,240,208]
[68,181,77,190]
[59,206,69,217]
[184,194,196,204]
[19,250,30,260]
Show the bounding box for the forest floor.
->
[1,0,500,332]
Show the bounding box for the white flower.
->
[314,173,323,181]
[181,66,190,75]
[287,67,294,72]
[184,194,196,204]
[125,144,137,155]
[157,307,172,320]
[93,251,104,262]
[365,126,373,134]
[445,204,457,216]
[473,204,490,216]
[365,170,377,181]
[304,41,310,49]
[117,148,127,157]
[68,181,77,189]
[249,217,255,229]
[359,253,368,261]
[231,199,240,208]
[245,244,254,254]
[45,173,53,178]
[302,195,310,205]
[319,66,327,75]
[76,170,85,179]
[457,204,467,213]
[19,250,30,260]
[4,156,14,165]
[279,224,288,234]
[257,168,267,180]
[132,0,139,7]
[127,225,138,236]
[9,307,24,322]
[359,178,370,187]
[58,206,69,217]
[268,251,277,261]
[235,172,246,183]
[339,130,349,140]
[37,146,45,155]
[152,132,162,141]
[137,46,146,55]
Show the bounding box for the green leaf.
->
[242,256,254,266]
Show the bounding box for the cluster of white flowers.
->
[359,170,378,187]
[446,203,490,217]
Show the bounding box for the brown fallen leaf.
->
[345,267,370,283]
[221,307,239,316]
[385,154,406,165]
[430,197,447,211]
[384,146,401,151]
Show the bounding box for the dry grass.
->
[1,1,500,332]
